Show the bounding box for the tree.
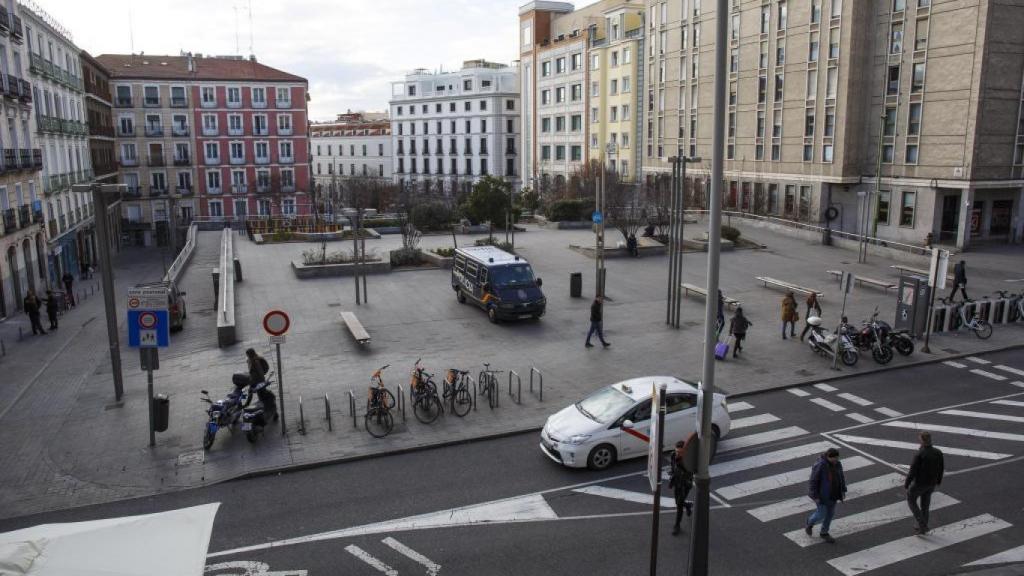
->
[605,171,643,244]
[567,160,601,201]
[462,175,511,242]
[644,173,673,239]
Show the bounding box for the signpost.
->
[263,310,290,436]
[647,383,666,576]
[127,286,170,447]
[922,248,949,354]
[832,272,855,371]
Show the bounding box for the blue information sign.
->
[592,211,603,224]
[128,309,170,348]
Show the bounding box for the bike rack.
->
[530,366,544,402]
[324,393,332,432]
[508,370,522,404]
[397,385,406,422]
[297,395,306,435]
[468,374,478,411]
[348,390,358,429]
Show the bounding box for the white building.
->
[310,112,392,196]
[389,59,521,193]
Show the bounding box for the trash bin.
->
[212,268,220,307]
[570,272,583,298]
[153,394,169,432]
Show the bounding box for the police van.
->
[452,246,546,323]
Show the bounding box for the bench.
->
[340,311,371,344]
[826,270,897,293]
[755,276,824,298]
[681,283,741,309]
[890,265,954,282]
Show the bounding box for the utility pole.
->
[596,143,616,298]
[666,153,701,328]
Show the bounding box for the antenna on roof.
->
[128,7,135,54]
[233,4,240,55]
[247,0,255,58]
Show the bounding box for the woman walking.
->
[800,293,822,341]
[728,307,752,358]
[781,291,798,339]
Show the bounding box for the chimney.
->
[187,52,194,72]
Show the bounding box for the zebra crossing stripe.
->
[382,537,441,576]
[875,407,903,418]
[939,409,1024,424]
[810,398,846,412]
[710,441,833,477]
[716,456,873,501]
[833,434,1011,460]
[1013,381,1024,389]
[731,413,782,430]
[788,388,811,397]
[943,361,968,369]
[718,426,809,453]
[345,544,398,576]
[846,412,875,424]
[883,421,1024,442]
[728,401,756,413]
[783,492,959,548]
[970,369,1008,382]
[814,383,838,392]
[991,399,1024,408]
[748,473,903,523]
[837,392,874,407]
[965,543,1024,567]
[966,356,992,365]
[994,364,1024,378]
[572,486,677,508]
[826,514,1011,576]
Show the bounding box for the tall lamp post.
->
[666,153,701,328]
[596,142,617,298]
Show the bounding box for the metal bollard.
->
[324,394,332,432]
[530,366,544,402]
[469,374,478,411]
[349,390,358,429]
[508,370,522,404]
[297,396,306,435]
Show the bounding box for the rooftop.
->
[94,53,307,83]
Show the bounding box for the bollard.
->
[297,396,306,435]
[348,390,358,429]
[324,394,332,432]
[508,370,522,404]
[396,385,406,422]
[530,366,544,402]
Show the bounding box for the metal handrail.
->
[530,367,544,402]
[508,370,522,404]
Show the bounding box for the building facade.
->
[389,60,521,194]
[96,53,310,240]
[81,50,120,255]
[310,111,392,197]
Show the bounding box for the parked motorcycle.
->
[874,318,915,356]
[241,375,279,443]
[806,316,859,366]
[851,310,894,365]
[200,386,248,450]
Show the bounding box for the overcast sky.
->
[34,0,549,121]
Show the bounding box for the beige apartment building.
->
[640,0,1024,250]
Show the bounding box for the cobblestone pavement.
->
[0,224,1021,520]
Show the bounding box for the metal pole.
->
[353,211,361,305]
[666,158,679,326]
[675,159,688,328]
[361,234,368,303]
[597,157,605,298]
[92,186,124,401]
[689,1,726,574]
[276,342,286,436]
[922,249,940,354]
[147,362,155,447]
[649,385,666,576]
[833,285,848,371]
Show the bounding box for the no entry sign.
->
[263,310,290,336]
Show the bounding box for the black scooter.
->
[241,374,278,443]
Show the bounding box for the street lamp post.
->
[666,153,701,328]
[596,142,617,298]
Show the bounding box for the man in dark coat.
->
[669,436,696,535]
[61,271,75,307]
[949,260,968,301]
[905,431,944,535]
[23,290,46,335]
[804,447,847,544]
[44,289,59,330]
[585,296,610,348]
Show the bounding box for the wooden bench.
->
[890,265,954,282]
[755,276,824,298]
[681,283,741,309]
[340,311,371,344]
[826,270,897,293]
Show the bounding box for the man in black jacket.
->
[585,297,610,348]
[669,436,696,535]
[905,431,944,535]
[949,260,968,302]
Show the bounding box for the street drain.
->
[327,302,342,307]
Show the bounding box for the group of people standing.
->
[21,272,77,336]
[781,291,822,341]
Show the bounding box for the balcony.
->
[115,97,133,107]
[204,155,221,166]
[281,184,296,193]
[229,155,246,165]
[227,99,242,109]
[170,97,188,108]
[74,207,82,223]
[144,124,164,137]
[18,78,30,102]
[89,124,115,138]
[278,126,293,136]
[176,185,193,195]
[32,209,43,224]
[2,209,15,232]
[33,149,42,169]
[252,99,267,109]
[254,127,269,136]
[231,184,248,194]
[200,98,216,109]
[256,183,270,193]
[228,127,244,136]
[202,126,219,136]
[123,186,142,198]
[173,155,191,166]
[19,149,32,169]
[18,205,30,229]
[255,156,270,165]
[149,186,168,197]
[1,74,16,99]
[143,98,161,108]
[279,155,294,164]
[147,154,166,167]
[0,10,9,34]
[207,186,222,195]
[275,99,291,109]
[171,125,190,137]
[119,156,139,167]
[117,126,135,137]
[29,53,45,76]
[47,219,56,237]
[46,174,61,194]
[10,14,22,44]
[38,115,60,134]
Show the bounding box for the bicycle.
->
[939,297,993,340]
[365,364,396,438]
[410,358,443,424]
[443,368,474,417]
[995,290,1024,323]
[478,363,504,410]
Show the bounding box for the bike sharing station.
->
[127,286,171,447]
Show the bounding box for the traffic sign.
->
[128,309,170,348]
[263,310,290,336]
[592,211,603,225]
[127,287,168,310]
[269,335,286,345]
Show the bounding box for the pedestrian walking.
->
[44,289,59,330]
[804,447,847,544]
[23,290,47,335]
[728,307,752,358]
[669,436,695,535]
[716,289,726,338]
[905,431,944,535]
[800,293,822,341]
[585,297,611,348]
[949,260,969,302]
[61,271,75,307]
[781,291,799,339]
[626,233,639,257]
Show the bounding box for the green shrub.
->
[474,238,514,252]
[390,247,422,266]
[721,225,742,242]
[271,230,294,242]
[432,247,456,257]
[363,218,402,228]
[546,199,592,222]
[410,203,452,231]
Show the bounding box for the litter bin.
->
[233,257,243,283]
[570,272,583,298]
[153,394,169,432]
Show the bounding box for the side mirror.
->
[535,277,543,287]
[622,419,634,430]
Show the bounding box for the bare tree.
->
[567,160,601,201]
[343,177,399,303]
[605,172,643,244]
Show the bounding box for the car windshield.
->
[575,385,636,424]
[490,264,535,288]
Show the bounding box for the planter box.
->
[370,226,401,234]
[291,259,390,279]
[421,250,453,269]
[569,240,668,259]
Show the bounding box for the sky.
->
[31,0,549,121]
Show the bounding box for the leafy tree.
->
[462,175,511,242]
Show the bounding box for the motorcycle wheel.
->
[414,395,442,424]
[841,349,859,366]
[893,337,914,356]
[203,428,216,450]
[872,345,894,365]
[246,430,258,443]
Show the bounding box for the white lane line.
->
[1013,381,1024,389]
[883,421,1024,442]
[966,356,992,365]
[991,399,1024,408]
[834,434,1011,460]
[730,413,782,430]
[875,407,903,418]
[994,365,1024,378]
[710,441,833,477]
[728,401,755,413]
[345,545,398,576]
[716,456,873,501]
[788,388,811,397]
[748,473,904,522]
[718,426,809,453]
[846,412,875,424]
[573,486,676,508]
[382,537,441,576]
[814,383,838,392]
[939,409,1024,424]
[838,392,874,407]
[810,398,846,412]
[783,493,959,548]
[970,369,1008,382]
[827,514,1011,576]
[943,361,968,369]
[965,543,1024,567]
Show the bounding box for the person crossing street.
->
[669,436,695,535]
[585,296,610,348]
[804,447,847,544]
[905,431,944,535]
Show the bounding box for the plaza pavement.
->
[0,221,1021,520]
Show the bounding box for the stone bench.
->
[890,264,954,282]
[755,276,824,299]
[826,270,897,292]
[681,283,741,309]
[340,311,371,345]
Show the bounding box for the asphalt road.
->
[2,349,1024,576]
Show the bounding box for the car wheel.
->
[587,444,617,471]
[488,307,498,324]
[457,290,466,304]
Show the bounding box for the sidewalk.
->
[0,225,1021,521]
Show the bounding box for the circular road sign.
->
[128,297,141,309]
[263,310,291,336]
[138,311,158,329]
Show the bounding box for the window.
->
[480,100,487,111]
[227,87,241,106]
[541,117,551,133]
[207,170,221,192]
[570,146,582,161]
[883,144,894,163]
[822,143,834,162]
[831,0,842,18]
[555,116,566,132]
[555,87,565,103]
[776,45,785,66]
[506,99,515,111]
[610,106,618,122]
[570,114,582,131]
[761,6,770,33]
[622,76,631,93]
[276,87,291,105]
[805,111,815,136]
[774,74,784,100]
[826,67,837,98]
[610,79,618,95]
[572,84,582,101]
[541,90,551,105]
[623,47,631,64]
[915,18,929,51]
[205,142,220,161]
[809,33,819,62]
[778,2,788,30]
[541,145,551,160]
[773,112,783,138]
[115,85,132,105]
[758,76,767,103]
[731,14,740,40]
[760,41,768,68]
[252,87,266,106]
[571,53,582,70]
[893,0,905,11]
[555,145,566,160]
[890,22,903,54]
[829,28,840,58]
[622,105,630,120]
[591,54,600,70]
[611,51,619,67]
[899,191,916,226]
[824,109,835,136]
[201,86,216,106]
[803,144,813,161]
[228,114,243,135]
[905,144,919,164]
[591,107,599,123]
[144,85,159,106]
[908,103,922,135]
[756,111,766,137]
[591,81,600,97]
[811,0,821,23]
[877,191,891,224]
[884,107,897,136]
[556,57,566,74]
[911,63,926,93]
[887,66,900,95]
[806,70,818,99]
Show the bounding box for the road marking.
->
[965,543,1024,567]
[994,365,1024,378]
[837,392,874,407]
[573,486,677,508]
[991,399,1024,408]
[970,369,1008,382]
[728,401,755,413]
[883,421,1024,442]
[833,434,1011,460]
[939,409,1024,424]
[783,493,959,547]
[718,426,809,453]
[810,398,845,412]
[846,412,875,424]
[826,514,1011,576]
[710,441,834,477]
[814,383,838,392]
[1014,381,1024,389]
[748,473,903,522]
[345,545,398,576]
[716,456,872,501]
[787,388,811,397]
[966,356,992,365]
[730,413,781,430]
[943,361,967,368]
[875,407,903,418]
[382,537,441,576]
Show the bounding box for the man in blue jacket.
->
[804,447,848,544]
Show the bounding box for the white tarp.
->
[0,503,220,576]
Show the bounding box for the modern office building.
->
[310,111,392,197]
[389,60,521,194]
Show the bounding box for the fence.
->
[164,223,198,284]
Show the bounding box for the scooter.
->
[806,316,859,366]
[241,374,279,443]
[200,386,248,450]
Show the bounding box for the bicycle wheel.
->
[364,407,393,438]
[452,386,472,417]
[414,394,443,424]
[973,320,993,340]
[487,376,498,409]
[382,389,397,410]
